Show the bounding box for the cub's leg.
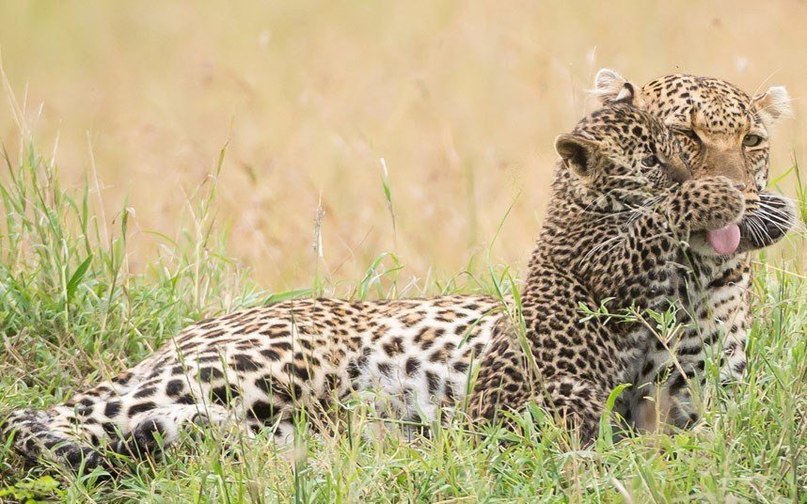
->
[539,377,606,446]
[497,378,605,446]
[469,345,605,446]
[632,176,749,433]
[632,325,705,433]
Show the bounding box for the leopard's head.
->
[594,69,795,254]
[555,85,690,211]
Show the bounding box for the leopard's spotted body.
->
[5,296,503,469]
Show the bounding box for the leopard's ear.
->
[555,134,601,178]
[753,86,792,128]
[593,68,638,106]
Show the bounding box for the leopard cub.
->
[468,89,745,443]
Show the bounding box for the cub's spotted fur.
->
[468,98,746,442]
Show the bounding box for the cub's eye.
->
[743,134,763,147]
[641,155,660,167]
[675,128,700,142]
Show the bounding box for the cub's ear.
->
[555,134,601,178]
[753,86,792,127]
[593,68,638,106]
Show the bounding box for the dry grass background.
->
[1,0,805,290]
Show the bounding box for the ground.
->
[0,146,804,503]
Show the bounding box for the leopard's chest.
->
[681,253,747,318]
[679,253,752,379]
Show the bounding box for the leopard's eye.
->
[641,155,660,168]
[743,134,763,147]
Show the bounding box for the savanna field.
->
[0,1,805,502]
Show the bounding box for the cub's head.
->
[594,69,795,252]
[555,87,689,210]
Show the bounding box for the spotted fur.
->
[594,69,797,431]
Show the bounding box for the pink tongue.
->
[706,224,741,255]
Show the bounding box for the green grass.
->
[0,144,805,503]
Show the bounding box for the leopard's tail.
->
[3,392,237,472]
[2,407,105,471]
[1,374,145,471]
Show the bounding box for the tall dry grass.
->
[1,0,805,289]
